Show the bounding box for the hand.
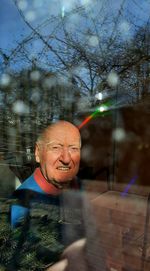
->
[46,239,88,271]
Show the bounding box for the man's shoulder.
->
[15,169,45,195]
[11,172,42,206]
[16,173,35,190]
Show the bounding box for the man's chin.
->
[54,172,76,183]
[55,177,72,183]
[50,177,72,189]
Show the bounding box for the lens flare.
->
[78,101,112,129]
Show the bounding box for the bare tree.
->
[0,0,150,166]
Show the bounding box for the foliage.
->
[0,199,64,271]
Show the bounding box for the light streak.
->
[78,101,112,130]
[61,6,65,17]
[121,175,138,197]
[78,109,99,129]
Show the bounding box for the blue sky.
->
[0,0,150,60]
[0,0,30,52]
[0,0,65,51]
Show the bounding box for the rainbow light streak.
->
[78,101,112,130]
[78,109,99,129]
[121,175,138,197]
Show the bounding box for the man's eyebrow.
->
[46,142,81,147]
[46,141,62,145]
[68,144,81,147]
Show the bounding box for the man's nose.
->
[60,148,71,164]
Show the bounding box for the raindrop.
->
[43,77,57,88]
[30,70,41,81]
[18,0,28,10]
[81,145,93,162]
[119,21,130,34]
[25,10,36,22]
[30,90,40,103]
[12,100,29,115]
[107,71,119,88]
[88,35,99,47]
[95,92,103,101]
[0,74,11,87]
[112,128,126,142]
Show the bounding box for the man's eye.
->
[70,147,79,152]
[52,146,60,150]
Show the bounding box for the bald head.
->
[37,121,81,146]
[35,121,81,184]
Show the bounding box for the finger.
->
[46,259,68,271]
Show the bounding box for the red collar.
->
[34,167,61,195]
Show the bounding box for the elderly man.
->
[7,121,86,271]
[11,120,82,227]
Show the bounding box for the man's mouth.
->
[57,166,71,171]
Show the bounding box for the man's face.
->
[35,122,81,183]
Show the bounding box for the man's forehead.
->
[45,131,81,146]
[46,123,80,137]
[46,140,80,146]
[48,122,78,131]
[45,134,80,142]
[40,121,81,145]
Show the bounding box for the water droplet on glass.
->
[12,100,29,115]
[18,0,28,10]
[112,128,126,142]
[25,10,36,22]
[30,70,41,81]
[107,71,119,87]
[0,74,11,87]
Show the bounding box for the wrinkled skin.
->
[35,121,81,184]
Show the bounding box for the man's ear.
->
[35,143,41,163]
